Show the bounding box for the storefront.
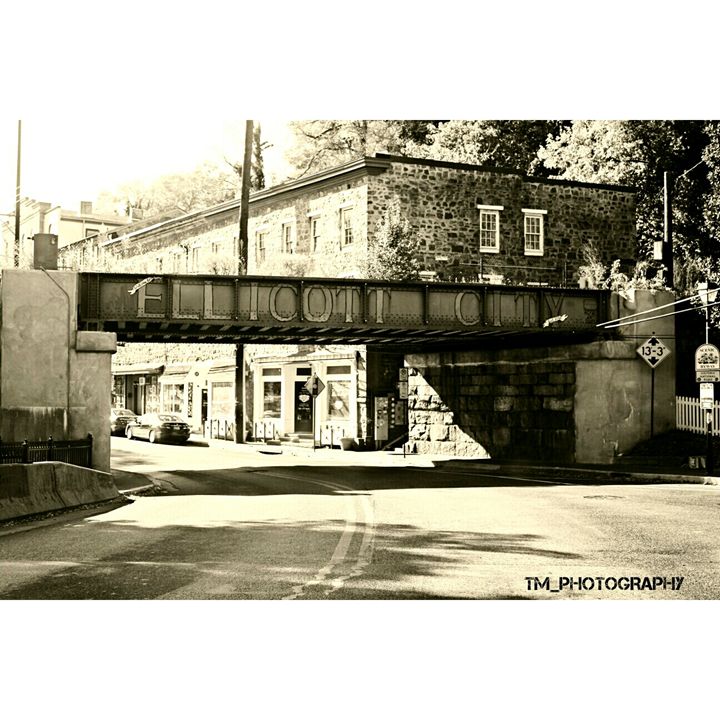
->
[251,348,360,446]
[111,363,164,415]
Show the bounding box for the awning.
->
[112,363,164,376]
[159,364,192,384]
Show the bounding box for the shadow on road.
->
[131,460,631,497]
[0,517,576,600]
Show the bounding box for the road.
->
[0,437,719,599]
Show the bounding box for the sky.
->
[0,117,294,213]
[2,2,716,218]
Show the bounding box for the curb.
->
[441,460,720,485]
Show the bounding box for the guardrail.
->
[0,434,94,468]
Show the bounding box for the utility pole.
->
[235,120,254,444]
[237,119,253,276]
[14,120,21,267]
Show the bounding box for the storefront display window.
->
[263,381,282,418]
[328,380,350,419]
[162,383,184,414]
[211,382,234,419]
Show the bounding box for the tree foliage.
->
[284,121,408,177]
[404,120,568,174]
[538,120,719,292]
[367,202,421,281]
[96,161,239,219]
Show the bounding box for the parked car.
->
[111,408,138,436]
[125,412,191,444]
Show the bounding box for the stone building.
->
[60,154,639,456]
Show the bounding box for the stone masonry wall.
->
[367,158,636,286]
[406,351,576,461]
[248,180,369,277]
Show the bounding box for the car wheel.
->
[126,426,134,440]
[149,430,156,444]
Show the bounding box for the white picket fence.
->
[676,396,720,436]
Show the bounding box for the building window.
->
[190,246,200,272]
[256,231,267,263]
[262,368,282,418]
[327,365,351,419]
[477,205,503,253]
[211,241,221,255]
[171,251,184,273]
[340,206,354,246]
[328,380,350,419]
[210,382,235,420]
[522,209,547,256]
[310,215,322,252]
[282,222,296,254]
[162,383,185,414]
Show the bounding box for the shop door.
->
[294,381,313,433]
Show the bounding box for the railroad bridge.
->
[0,270,676,473]
[78,272,610,348]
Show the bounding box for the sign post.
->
[696,344,719,474]
[637,334,671,438]
[303,374,325,450]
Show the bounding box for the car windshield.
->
[158,414,183,422]
[115,409,135,417]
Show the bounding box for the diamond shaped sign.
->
[637,336,671,369]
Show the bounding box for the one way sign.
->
[637,335,671,369]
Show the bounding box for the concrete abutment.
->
[405,290,676,464]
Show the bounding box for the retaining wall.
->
[0,462,120,522]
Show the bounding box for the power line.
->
[597,292,699,327]
[601,297,720,329]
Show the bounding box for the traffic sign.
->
[303,374,325,397]
[695,343,720,383]
[637,336,671,369]
[700,382,715,410]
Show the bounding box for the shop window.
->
[261,368,281,418]
[328,380,350,419]
[263,381,282,418]
[162,383,185,414]
[296,367,312,376]
[211,382,235,419]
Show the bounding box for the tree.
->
[284,121,407,178]
[538,120,716,292]
[404,120,568,174]
[367,202,421,281]
[96,161,239,219]
[252,123,266,190]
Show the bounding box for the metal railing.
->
[205,419,236,441]
[0,434,94,468]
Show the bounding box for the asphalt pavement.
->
[110,433,720,495]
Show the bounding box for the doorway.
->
[294,381,313,433]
